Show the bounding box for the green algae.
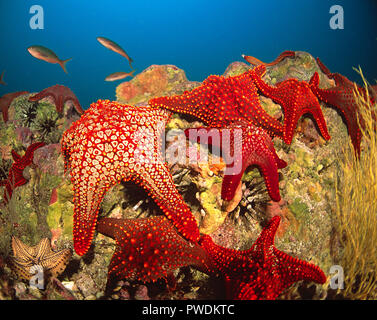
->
[289,198,310,220]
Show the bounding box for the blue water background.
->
[0,0,376,109]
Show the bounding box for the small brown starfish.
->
[29,84,84,115]
[0,91,29,122]
[7,236,72,281]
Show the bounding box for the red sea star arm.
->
[244,216,326,299]
[21,142,46,166]
[130,160,200,242]
[65,95,84,115]
[11,150,21,162]
[29,84,84,115]
[28,88,56,106]
[316,57,333,78]
[185,122,286,202]
[149,76,239,127]
[96,216,209,283]
[236,74,284,139]
[0,91,29,122]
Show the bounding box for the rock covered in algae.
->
[116,64,201,105]
[0,51,353,299]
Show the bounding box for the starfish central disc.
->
[62,99,200,256]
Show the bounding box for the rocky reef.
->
[0,51,356,300]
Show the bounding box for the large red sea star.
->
[200,216,326,299]
[149,66,284,139]
[62,99,200,256]
[97,215,326,300]
[251,65,331,145]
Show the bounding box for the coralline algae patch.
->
[116,64,201,105]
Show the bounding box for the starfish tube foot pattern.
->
[252,65,331,144]
[62,99,200,256]
[149,67,284,139]
[97,216,209,283]
[184,121,287,202]
[200,216,327,299]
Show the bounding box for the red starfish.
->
[0,142,45,203]
[200,215,327,300]
[29,84,84,115]
[149,67,284,139]
[185,121,287,202]
[0,91,29,122]
[97,215,326,299]
[309,58,376,156]
[62,99,200,256]
[242,50,295,67]
[251,65,331,144]
[96,216,210,283]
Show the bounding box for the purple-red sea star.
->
[29,84,84,115]
[251,64,331,144]
[309,58,376,156]
[61,99,200,256]
[184,120,287,202]
[149,67,284,139]
[0,142,45,203]
[200,215,327,300]
[0,91,29,122]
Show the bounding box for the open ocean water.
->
[0,0,376,109]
